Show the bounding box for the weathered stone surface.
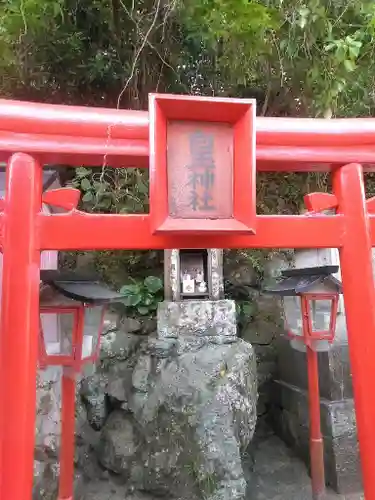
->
[96,329,257,500]
[101,331,144,361]
[35,367,62,455]
[80,373,108,430]
[224,250,259,287]
[276,337,354,401]
[157,300,237,338]
[242,319,276,346]
[120,317,142,334]
[99,410,140,475]
[33,460,60,500]
[141,318,157,335]
[271,380,362,494]
[33,460,85,500]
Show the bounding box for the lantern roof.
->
[40,270,123,304]
[263,265,342,296]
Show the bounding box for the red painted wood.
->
[37,212,344,250]
[149,93,256,234]
[58,372,76,500]
[306,346,326,499]
[257,144,375,165]
[303,193,338,213]
[0,99,149,139]
[0,153,42,500]
[1,130,375,171]
[0,131,149,168]
[4,97,375,148]
[42,188,80,211]
[333,163,375,500]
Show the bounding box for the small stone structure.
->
[164,248,224,301]
[92,303,257,500]
[78,248,258,500]
[268,248,362,494]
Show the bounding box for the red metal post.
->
[333,163,375,499]
[306,347,325,499]
[301,296,325,499]
[58,370,77,500]
[0,153,42,500]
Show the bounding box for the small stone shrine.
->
[102,247,258,500]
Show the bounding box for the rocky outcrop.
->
[80,303,257,500]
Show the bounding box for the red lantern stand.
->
[301,292,339,500]
[0,94,375,500]
[38,272,122,500]
[265,267,342,500]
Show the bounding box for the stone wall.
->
[224,252,283,425]
[34,366,87,500]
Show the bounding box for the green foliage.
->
[73,166,149,213]
[120,276,163,316]
[224,277,257,331]
[3,0,375,284]
[236,301,257,332]
[2,0,375,117]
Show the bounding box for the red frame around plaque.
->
[149,93,256,234]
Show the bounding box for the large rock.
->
[96,329,257,500]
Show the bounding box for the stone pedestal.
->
[157,299,237,339]
[90,298,258,500]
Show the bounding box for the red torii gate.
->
[0,94,375,500]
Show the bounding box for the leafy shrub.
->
[120,276,163,316]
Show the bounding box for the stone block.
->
[325,433,362,494]
[157,300,237,338]
[276,336,353,401]
[271,380,362,494]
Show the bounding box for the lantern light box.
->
[39,271,123,372]
[265,265,342,352]
[149,93,256,234]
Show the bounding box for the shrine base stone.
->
[84,299,258,500]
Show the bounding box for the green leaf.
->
[120,284,140,295]
[122,295,141,307]
[76,167,91,178]
[144,276,163,293]
[343,59,356,72]
[137,306,150,315]
[80,178,92,191]
[137,180,148,194]
[143,295,153,306]
[82,191,94,202]
[241,302,255,317]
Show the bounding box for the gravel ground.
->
[249,434,363,500]
[82,432,364,500]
